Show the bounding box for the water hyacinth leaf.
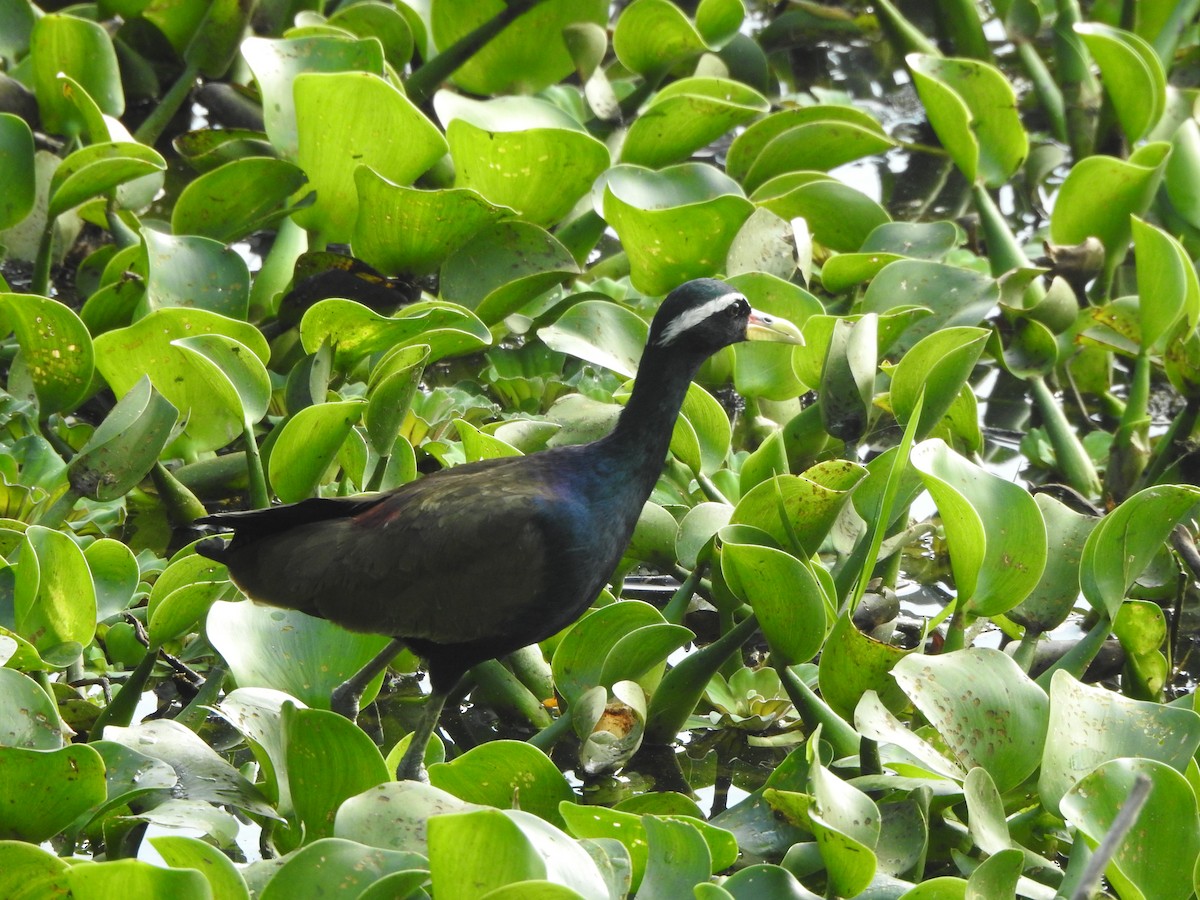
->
[429,808,608,900]
[809,756,880,897]
[13,525,96,656]
[714,863,812,898]
[0,293,94,416]
[725,207,796,281]
[260,838,427,900]
[552,601,685,706]
[863,220,961,259]
[47,141,165,220]
[600,163,754,296]
[206,600,391,709]
[743,124,893,195]
[907,54,1027,187]
[720,544,826,665]
[299,298,490,368]
[435,93,609,228]
[538,299,646,379]
[625,501,677,567]
[172,157,307,243]
[861,260,997,351]
[68,377,179,502]
[0,667,64,750]
[962,767,1011,857]
[1061,758,1199,900]
[824,247,910,292]
[892,649,1049,793]
[84,539,139,621]
[853,691,966,781]
[173,334,271,428]
[965,847,1023,900]
[1113,600,1168,700]
[818,612,910,720]
[327,2,414,70]
[1075,23,1166,144]
[639,816,712,900]
[366,344,429,455]
[752,175,891,253]
[0,843,71,899]
[184,0,256,77]
[820,315,877,444]
[664,382,732,475]
[1006,494,1097,633]
[0,743,106,841]
[1132,216,1200,351]
[1078,484,1200,621]
[891,328,989,439]
[353,169,512,276]
[440,222,581,325]
[431,0,607,95]
[621,77,769,168]
[911,439,1047,616]
[1050,142,1171,276]
[726,107,886,184]
[283,705,389,842]
[93,308,270,452]
[1167,118,1200,230]
[292,71,447,244]
[151,835,251,900]
[30,13,123,137]
[613,0,717,75]
[729,461,868,556]
[675,502,732,568]
[268,399,366,503]
[0,114,34,229]
[1040,671,1200,813]
[429,741,574,827]
[240,35,385,159]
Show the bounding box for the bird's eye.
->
[728,297,749,317]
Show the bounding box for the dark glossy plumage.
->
[197,278,802,779]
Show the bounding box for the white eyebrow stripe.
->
[656,292,744,346]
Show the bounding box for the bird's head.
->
[648,278,805,355]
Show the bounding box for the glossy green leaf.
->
[740,124,894,195]
[1132,216,1200,350]
[621,77,769,168]
[0,842,71,900]
[366,344,429,454]
[1006,494,1097,633]
[729,461,868,556]
[753,174,891,253]
[0,293,94,416]
[327,2,414,70]
[727,107,886,185]
[965,847,1022,900]
[429,741,573,828]
[292,71,446,244]
[1062,758,1199,900]
[861,260,997,350]
[891,327,989,439]
[0,115,34,230]
[147,553,229,647]
[173,334,271,427]
[48,142,165,220]
[151,835,251,900]
[440,221,581,325]
[809,754,880,896]
[30,14,123,137]
[910,439,1047,616]
[13,525,96,656]
[639,816,711,900]
[172,157,307,243]
[241,35,385,159]
[206,600,391,709]
[613,0,721,75]
[431,0,607,95]
[893,649,1048,792]
[818,612,910,719]
[0,743,106,841]
[68,377,179,502]
[0,667,63,750]
[66,859,210,900]
[538,299,647,379]
[1075,23,1166,144]
[601,163,754,296]
[721,544,826,665]
[908,54,1027,187]
[1078,484,1200,621]
[268,399,364,502]
[353,168,512,276]
[1166,118,1200,230]
[436,92,609,228]
[260,837,426,900]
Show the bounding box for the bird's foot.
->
[330,681,362,720]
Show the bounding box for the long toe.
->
[330,682,362,720]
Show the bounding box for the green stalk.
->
[31,223,54,297]
[934,0,991,59]
[872,0,941,56]
[90,646,159,738]
[662,565,704,626]
[1015,43,1068,144]
[150,462,208,525]
[1011,628,1042,673]
[1105,351,1151,501]
[175,661,228,731]
[135,61,201,146]
[972,184,1034,276]
[1151,0,1200,66]
[1053,0,1101,159]
[1137,396,1200,490]
[775,662,859,760]
[243,424,270,510]
[36,485,81,530]
[1029,376,1102,498]
[405,0,552,107]
[471,659,553,729]
[527,706,573,751]
[1034,616,1111,691]
[942,602,968,652]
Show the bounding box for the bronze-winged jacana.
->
[197,278,803,780]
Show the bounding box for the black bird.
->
[196,278,803,780]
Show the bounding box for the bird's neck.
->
[601,345,705,492]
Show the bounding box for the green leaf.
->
[0,293,94,416]
[151,835,251,900]
[638,816,711,900]
[720,544,826,665]
[0,744,106,841]
[66,859,210,899]
[893,648,1048,793]
[172,157,308,243]
[0,115,34,230]
[291,71,446,245]
[729,461,868,556]
[13,525,97,655]
[173,334,271,427]
[861,260,997,351]
[30,14,123,137]
[1062,758,1199,900]
[818,612,910,720]
[1006,494,1097,633]
[206,600,391,709]
[1166,118,1200,230]
[1132,216,1200,350]
[908,54,1028,187]
[910,439,1047,616]
[48,141,165,220]
[268,399,365,502]
[1075,23,1166,144]
[891,327,989,439]
[613,0,719,75]
[435,92,610,228]
[809,754,879,896]
[601,163,754,296]
[260,838,426,900]
[429,741,574,828]
[0,667,64,750]
[0,842,71,900]
[353,169,512,276]
[753,174,891,253]
[538,299,647,379]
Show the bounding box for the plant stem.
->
[873,0,941,56]
[776,662,859,760]
[243,423,270,509]
[1035,616,1111,691]
[934,0,991,59]
[1139,396,1200,490]
[1030,376,1102,498]
[405,0,552,107]
[90,646,159,737]
[175,661,228,731]
[135,61,200,146]
[150,462,208,525]
[527,705,573,751]
[31,223,54,297]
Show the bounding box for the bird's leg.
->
[330,637,406,719]
[395,688,449,782]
